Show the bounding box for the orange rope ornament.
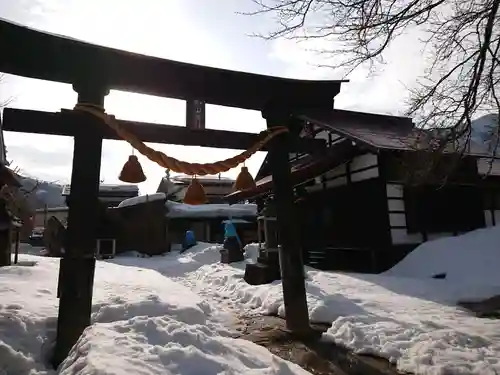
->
[73,103,288,176]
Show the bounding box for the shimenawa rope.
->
[73,103,288,176]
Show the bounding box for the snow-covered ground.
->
[0,244,309,375]
[3,224,500,375]
[106,233,500,375]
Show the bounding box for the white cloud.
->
[268,28,427,116]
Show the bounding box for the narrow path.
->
[172,274,253,333]
[171,266,403,375]
[234,315,403,375]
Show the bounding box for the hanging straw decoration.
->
[73,103,289,204]
[183,176,207,205]
[233,164,256,191]
[118,149,146,183]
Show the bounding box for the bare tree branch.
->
[246,2,499,134]
[245,0,500,181]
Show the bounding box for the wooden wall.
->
[291,126,380,193]
[111,199,169,256]
[477,158,500,227]
[33,207,68,228]
[288,124,500,272]
[384,183,466,244]
[293,126,391,272]
[382,152,493,246]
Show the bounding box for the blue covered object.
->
[223,220,242,249]
[185,230,196,246]
[224,221,238,239]
[181,230,197,253]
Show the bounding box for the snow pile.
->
[385,224,500,286]
[110,242,223,279]
[243,243,260,263]
[314,272,500,375]
[8,224,500,375]
[59,316,309,375]
[1,251,309,375]
[117,192,166,208]
[0,258,58,375]
[15,242,46,256]
[165,201,257,219]
[172,231,500,375]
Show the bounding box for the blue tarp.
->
[224,220,242,247]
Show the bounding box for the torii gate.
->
[0,18,346,367]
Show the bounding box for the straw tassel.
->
[183,177,207,205]
[118,155,146,183]
[233,166,256,191]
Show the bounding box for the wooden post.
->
[52,82,108,368]
[186,99,206,129]
[263,110,310,335]
[14,229,19,264]
[44,204,48,227]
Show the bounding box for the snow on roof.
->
[117,193,166,208]
[165,201,257,219]
[171,174,235,185]
[62,183,139,196]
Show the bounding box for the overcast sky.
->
[0,0,425,193]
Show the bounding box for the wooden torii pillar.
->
[263,109,310,334]
[52,82,109,367]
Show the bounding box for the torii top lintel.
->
[0,18,347,112]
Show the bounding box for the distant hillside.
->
[18,175,66,209]
[471,113,499,152]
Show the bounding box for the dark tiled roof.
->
[301,109,494,157]
[300,109,414,151]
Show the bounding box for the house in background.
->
[108,194,257,255]
[165,200,257,246]
[157,174,236,203]
[62,183,139,208]
[33,206,68,228]
[227,109,500,273]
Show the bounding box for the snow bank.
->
[0,258,58,375]
[0,255,212,375]
[16,242,45,256]
[165,201,257,219]
[59,316,309,375]
[117,192,166,208]
[1,248,309,375]
[385,225,500,286]
[244,243,260,263]
[91,260,212,326]
[109,242,223,279]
